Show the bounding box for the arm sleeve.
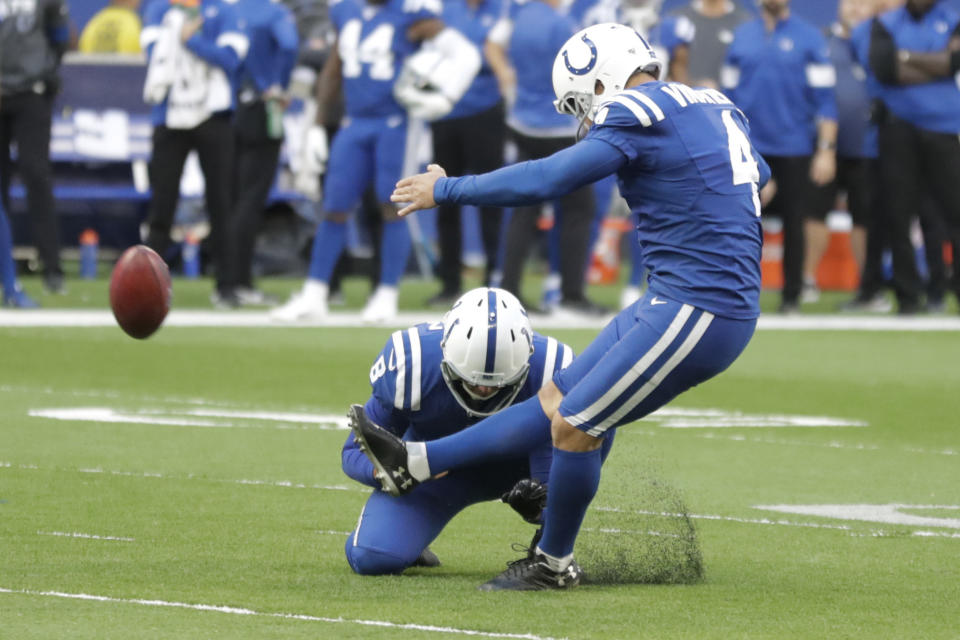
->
[806,32,837,122]
[757,152,771,189]
[273,8,300,88]
[185,6,248,73]
[868,18,898,85]
[435,138,626,207]
[140,2,165,58]
[340,395,410,487]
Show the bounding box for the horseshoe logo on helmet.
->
[563,33,598,76]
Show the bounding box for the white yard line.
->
[6,462,957,539]
[0,588,567,640]
[593,507,960,539]
[37,531,134,542]
[1,461,365,493]
[628,428,959,457]
[1,309,959,331]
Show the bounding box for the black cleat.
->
[347,404,418,496]
[411,546,441,568]
[478,553,582,591]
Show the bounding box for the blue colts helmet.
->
[440,288,535,417]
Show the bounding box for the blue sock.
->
[538,447,602,559]
[425,395,552,474]
[307,219,348,282]
[379,220,411,286]
[0,203,18,295]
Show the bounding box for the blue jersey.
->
[828,23,877,159]
[236,0,299,93]
[866,4,960,134]
[650,14,695,58]
[565,0,619,29]
[722,15,837,157]
[342,322,574,486]
[436,82,770,319]
[507,0,577,135]
[440,0,503,120]
[586,83,766,319]
[330,0,441,118]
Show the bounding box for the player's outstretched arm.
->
[391,139,626,217]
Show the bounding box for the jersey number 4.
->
[721,109,761,217]
[340,20,396,80]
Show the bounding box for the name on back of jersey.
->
[596,84,736,127]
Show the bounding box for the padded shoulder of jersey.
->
[594,85,669,130]
[369,322,445,413]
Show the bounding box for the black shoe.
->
[411,546,441,568]
[347,404,418,496]
[235,287,279,306]
[478,553,582,591]
[426,291,459,308]
[211,289,240,309]
[43,273,66,295]
[778,300,800,315]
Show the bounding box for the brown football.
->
[109,245,172,339]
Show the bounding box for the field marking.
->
[628,427,958,457]
[2,309,960,331]
[1,461,365,493]
[593,506,960,539]
[37,531,135,542]
[27,407,351,431]
[0,588,567,640]
[26,404,865,432]
[754,504,960,529]
[645,407,866,429]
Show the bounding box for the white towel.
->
[143,7,218,130]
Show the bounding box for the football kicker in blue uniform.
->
[342,287,609,575]
[272,0,481,323]
[351,23,770,590]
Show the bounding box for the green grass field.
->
[1,277,959,639]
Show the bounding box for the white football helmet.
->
[440,287,535,417]
[552,23,662,127]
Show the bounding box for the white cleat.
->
[270,281,329,321]
[620,285,642,310]
[361,285,399,323]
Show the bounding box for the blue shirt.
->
[437,82,770,320]
[828,23,877,159]
[142,0,248,126]
[866,4,960,134]
[341,322,574,487]
[507,0,577,135]
[565,0,619,28]
[722,15,837,156]
[440,0,503,120]
[330,0,441,118]
[236,0,299,93]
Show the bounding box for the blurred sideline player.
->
[271,0,480,323]
[220,0,298,307]
[342,287,610,574]
[722,0,837,313]
[353,23,770,590]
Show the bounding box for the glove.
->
[501,478,547,524]
[292,124,328,201]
